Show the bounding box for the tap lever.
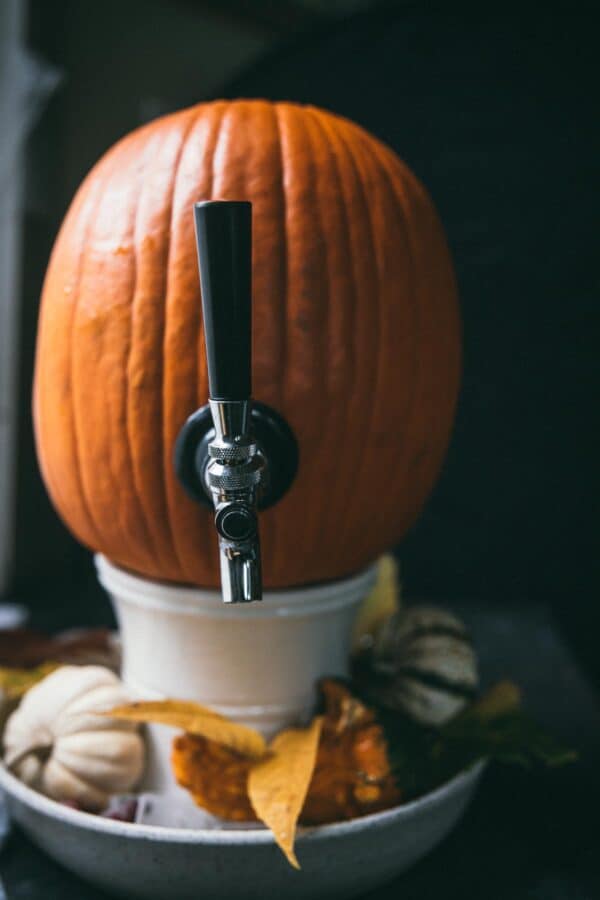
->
[193,201,251,402]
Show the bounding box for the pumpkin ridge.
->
[263,103,290,571]
[362,138,422,548]
[314,114,382,573]
[77,135,159,570]
[272,104,289,411]
[118,131,169,571]
[374,142,459,535]
[40,183,102,541]
[380,136,455,538]
[330,126,382,557]
[272,102,314,582]
[384,145,445,536]
[369,139,422,553]
[33,179,97,542]
[305,108,358,562]
[161,109,215,582]
[285,104,331,570]
[310,111,357,405]
[316,117,368,561]
[67,167,116,551]
[129,113,203,576]
[301,109,334,568]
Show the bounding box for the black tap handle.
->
[193,201,252,401]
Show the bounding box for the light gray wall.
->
[0,0,61,594]
[0,0,27,594]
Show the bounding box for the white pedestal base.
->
[96,555,376,792]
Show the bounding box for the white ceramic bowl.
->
[0,760,485,899]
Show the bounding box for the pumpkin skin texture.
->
[33,100,460,589]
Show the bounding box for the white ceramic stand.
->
[95,555,376,791]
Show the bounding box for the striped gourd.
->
[371,606,478,725]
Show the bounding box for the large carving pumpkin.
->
[33,100,460,588]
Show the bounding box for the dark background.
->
[1,4,599,899]
[8,2,599,678]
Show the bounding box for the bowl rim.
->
[0,758,485,846]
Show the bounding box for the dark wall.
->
[224,7,599,632]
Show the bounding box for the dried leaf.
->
[106,700,266,759]
[248,717,323,869]
[170,682,400,840]
[0,662,59,701]
[352,555,400,652]
[303,681,401,824]
[320,679,375,733]
[172,734,256,821]
[440,681,577,769]
[466,680,521,721]
[0,627,118,670]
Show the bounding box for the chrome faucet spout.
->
[204,399,265,603]
[219,535,262,604]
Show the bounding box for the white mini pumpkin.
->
[3,665,144,810]
[370,606,479,726]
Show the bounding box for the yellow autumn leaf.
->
[469,681,521,721]
[248,716,323,869]
[105,700,266,759]
[352,554,400,652]
[0,662,59,701]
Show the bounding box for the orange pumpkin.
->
[33,100,460,588]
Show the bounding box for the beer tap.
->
[174,201,298,603]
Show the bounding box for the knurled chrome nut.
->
[208,442,257,462]
[208,470,263,490]
[206,457,264,491]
